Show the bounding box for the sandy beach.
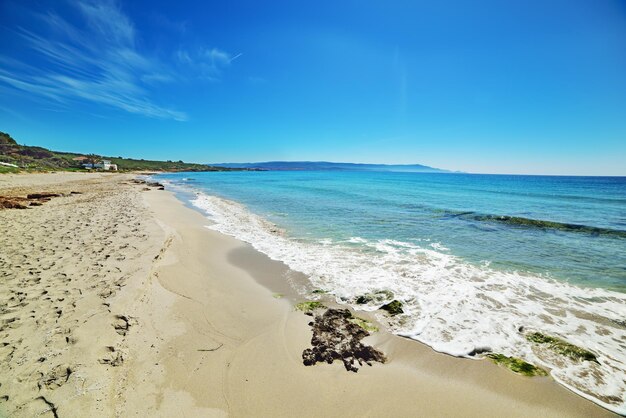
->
[0,172,617,417]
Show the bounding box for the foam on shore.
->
[185,189,626,414]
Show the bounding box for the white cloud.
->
[75,0,136,46]
[0,0,238,120]
[176,47,242,81]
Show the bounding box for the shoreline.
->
[0,172,617,417]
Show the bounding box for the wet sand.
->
[0,172,616,417]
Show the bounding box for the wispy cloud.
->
[0,0,238,121]
[176,47,242,81]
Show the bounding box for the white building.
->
[82,160,118,171]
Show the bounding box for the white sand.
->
[0,173,616,417]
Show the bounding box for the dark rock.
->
[355,295,371,304]
[26,193,61,199]
[302,308,386,372]
[0,197,28,209]
[380,300,404,316]
[354,290,394,305]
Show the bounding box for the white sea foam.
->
[190,192,626,414]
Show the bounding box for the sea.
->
[156,170,626,414]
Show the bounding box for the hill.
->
[0,131,238,173]
[209,161,448,172]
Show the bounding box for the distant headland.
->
[209,161,449,172]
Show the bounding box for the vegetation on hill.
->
[1,132,77,171]
[0,131,239,173]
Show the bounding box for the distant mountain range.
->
[209,161,449,172]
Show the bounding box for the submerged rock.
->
[354,290,394,305]
[380,300,404,316]
[302,308,386,372]
[486,354,547,377]
[526,332,599,363]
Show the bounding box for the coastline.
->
[0,172,617,417]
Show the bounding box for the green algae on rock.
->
[470,214,626,238]
[348,316,379,333]
[486,354,548,377]
[380,300,404,316]
[295,301,326,312]
[526,332,599,363]
[355,290,394,305]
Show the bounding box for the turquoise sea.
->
[157,171,626,414]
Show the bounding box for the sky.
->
[0,0,625,175]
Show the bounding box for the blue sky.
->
[1,0,625,175]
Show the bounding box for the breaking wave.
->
[187,191,626,415]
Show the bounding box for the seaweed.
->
[348,317,379,332]
[380,300,404,316]
[295,301,326,312]
[486,354,548,377]
[471,215,626,238]
[526,332,599,363]
[302,308,386,372]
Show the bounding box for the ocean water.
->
[157,171,626,414]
